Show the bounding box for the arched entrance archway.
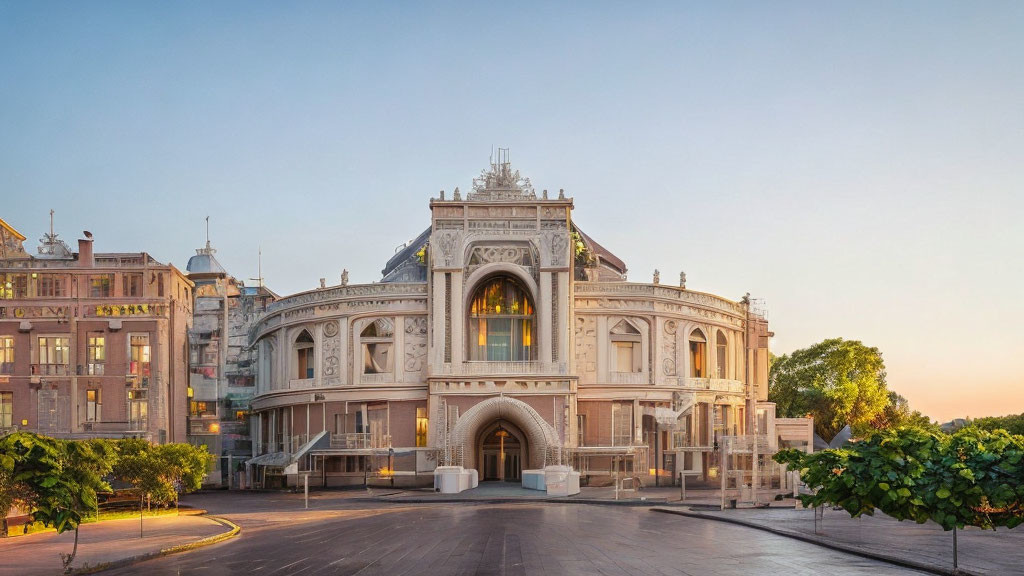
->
[478,419,526,481]
[448,396,560,472]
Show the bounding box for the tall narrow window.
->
[128,389,147,429]
[716,330,728,379]
[468,276,535,362]
[86,389,100,422]
[0,336,13,374]
[610,320,642,373]
[294,330,314,379]
[361,319,393,374]
[415,407,428,447]
[87,334,105,375]
[612,402,632,446]
[0,392,12,428]
[157,273,164,297]
[689,329,706,378]
[129,334,151,386]
[122,273,143,297]
[89,274,113,297]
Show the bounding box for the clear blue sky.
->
[2,1,1022,422]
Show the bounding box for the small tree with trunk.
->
[0,433,115,572]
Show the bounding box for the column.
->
[539,271,552,364]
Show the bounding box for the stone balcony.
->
[432,361,568,378]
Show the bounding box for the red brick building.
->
[0,218,192,443]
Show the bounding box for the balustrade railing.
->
[32,364,69,376]
[434,361,566,376]
[607,371,648,385]
[329,432,391,450]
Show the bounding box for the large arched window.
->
[468,276,535,361]
[294,330,314,379]
[689,329,706,378]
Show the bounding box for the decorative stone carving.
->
[679,271,686,289]
[575,316,597,377]
[663,319,678,376]
[466,244,534,269]
[341,269,349,286]
[322,320,341,384]
[548,232,569,267]
[435,231,459,267]
[467,152,536,201]
[404,317,427,373]
[653,269,660,284]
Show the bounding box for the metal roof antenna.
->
[249,245,264,288]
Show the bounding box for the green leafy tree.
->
[0,433,115,571]
[971,413,1024,436]
[868,392,939,435]
[111,440,210,506]
[769,338,890,441]
[775,427,1024,530]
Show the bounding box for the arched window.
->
[361,319,394,374]
[295,330,314,379]
[689,329,706,378]
[468,276,535,361]
[716,330,728,379]
[610,320,642,373]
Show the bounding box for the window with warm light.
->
[89,274,113,297]
[689,329,706,378]
[86,389,100,422]
[415,407,428,447]
[38,337,70,367]
[87,334,105,375]
[129,334,151,385]
[468,276,535,362]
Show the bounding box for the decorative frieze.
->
[322,320,341,386]
[429,379,574,395]
[404,316,427,373]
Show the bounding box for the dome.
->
[187,244,227,275]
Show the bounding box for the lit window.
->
[689,330,706,378]
[89,274,113,297]
[38,337,70,372]
[415,407,428,447]
[468,277,535,362]
[129,334,151,386]
[87,334,105,375]
[86,389,100,422]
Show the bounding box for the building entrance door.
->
[480,422,522,482]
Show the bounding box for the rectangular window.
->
[87,335,105,375]
[0,391,12,428]
[37,275,67,297]
[0,274,28,299]
[128,389,148,429]
[612,402,632,446]
[86,389,100,422]
[577,414,586,447]
[122,273,143,297]
[716,343,727,379]
[38,337,70,373]
[190,401,215,417]
[89,274,113,297]
[415,407,428,447]
[297,347,314,379]
[689,341,706,378]
[129,334,151,385]
[0,336,13,374]
[157,274,164,297]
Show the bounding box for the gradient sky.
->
[2,2,1021,423]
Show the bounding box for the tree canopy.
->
[971,413,1024,436]
[769,338,891,440]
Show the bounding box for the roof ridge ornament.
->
[468,148,536,201]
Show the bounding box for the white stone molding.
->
[448,395,559,470]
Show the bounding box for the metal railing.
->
[329,432,391,450]
[434,361,567,376]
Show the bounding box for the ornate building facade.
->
[248,156,789,489]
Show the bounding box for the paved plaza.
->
[92,491,930,576]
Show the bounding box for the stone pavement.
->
[0,513,232,576]
[658,506,1024,576]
